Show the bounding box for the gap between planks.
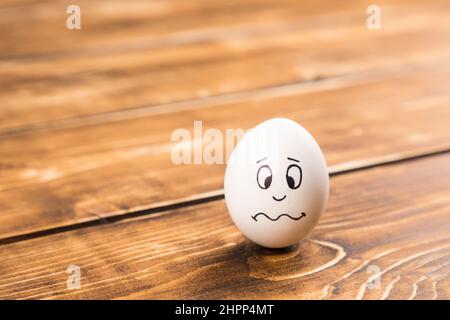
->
[0,146,448,246]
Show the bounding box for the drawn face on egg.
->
[224,118,329,248]
[251,156,306,222]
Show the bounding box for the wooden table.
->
[0,0,449,300]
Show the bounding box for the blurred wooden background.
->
[0,0,449,299]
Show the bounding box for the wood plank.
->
[0,0,390,58]
[0,67,449,240]
[0,154,448,299]
[1,0,450,131]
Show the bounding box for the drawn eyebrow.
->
[256,157,268,164]
[287,157,300,162]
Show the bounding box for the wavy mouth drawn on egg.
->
[251,212,306,222]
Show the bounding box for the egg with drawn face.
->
[224,118,329,248]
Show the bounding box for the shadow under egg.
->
[246,238,344,281]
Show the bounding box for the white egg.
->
[224,118,329,248]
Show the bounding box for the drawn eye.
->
[286,164,302,189]
[257,165,272,189]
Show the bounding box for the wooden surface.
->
[1,155,449,299]
[2,68,450,240]
[2,0,450,132]
[0,0,449,299]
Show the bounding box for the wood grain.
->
[1,0,449,301]
[1,67,450,240]
[0,154,448,299]
[1,0,450,131]
[0,0,404,58]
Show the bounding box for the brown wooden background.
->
[0,0,449,299]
